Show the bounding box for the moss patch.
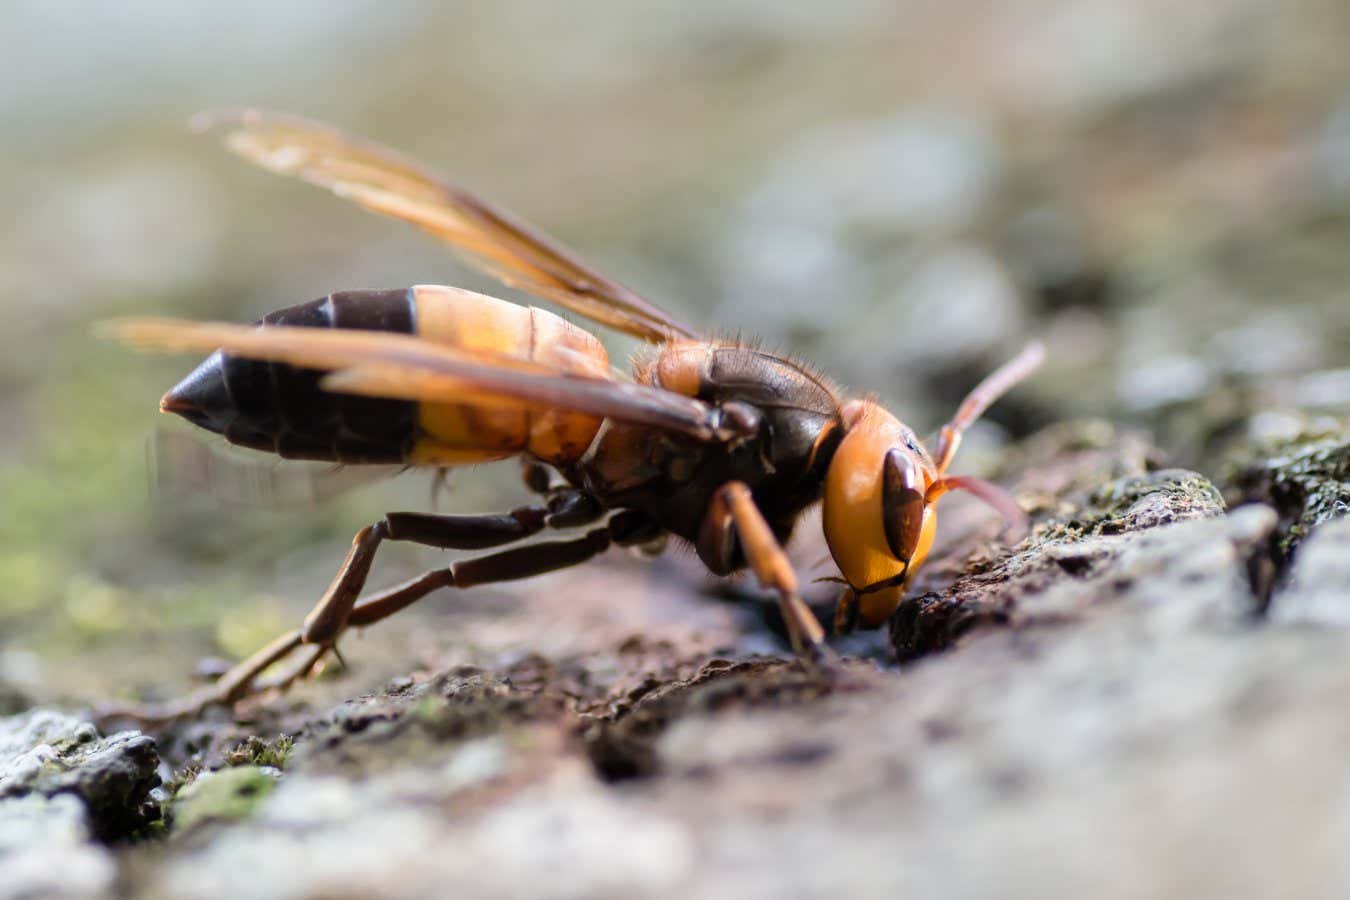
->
[170,766,278,832]
[223,734,294,770]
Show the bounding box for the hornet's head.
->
[819,341,1043,633]
[821,400,939,630]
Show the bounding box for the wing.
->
[191,108,699,344]
[105,318,731,442]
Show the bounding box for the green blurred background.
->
[3,1,1349,708]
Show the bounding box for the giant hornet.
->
[108,110,1043,720]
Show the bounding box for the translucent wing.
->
[106,317,729,441]
[192,108,699,344]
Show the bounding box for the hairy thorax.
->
[579,341,845,549]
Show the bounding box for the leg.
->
[521,460,555,495]
[96,629,308,727]
[932,341,1045,473]
[698,482,834,665]
[104,496,608,726]
[299,487,603,646]
[520,461,601,527]
[299,504,560,646]
[345,519,638,629]
[832,587,860,636]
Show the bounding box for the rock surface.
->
[8,419,1350,899]
[0,794,117,900]
[1269,516,1350,626]
[0,709,161,842]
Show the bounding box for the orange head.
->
[822,400,940,629]
[820,342,1043,632]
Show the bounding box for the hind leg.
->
[100,495,609,727]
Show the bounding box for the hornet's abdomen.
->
[160,285,611,467]
[406,285,611,467]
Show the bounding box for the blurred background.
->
[3,0,1349,709]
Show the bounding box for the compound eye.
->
[882,447,925,563]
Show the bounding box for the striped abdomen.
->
[160,286,611,467]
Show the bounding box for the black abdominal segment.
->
[161,289,420,463]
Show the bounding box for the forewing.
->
[192,108,699,344]
[106,318,723,441]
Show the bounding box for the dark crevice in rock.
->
[1229,436,1350,563]
[582,658,849,781]
[1227,435,1350,612]
[1244,519,1281,616]
[1052,551,1099,577]
[889,592,1012,663]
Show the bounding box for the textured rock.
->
[0,710,161,841]
[0,793,117,900]
[14,420,1350,900]
[1270,516,1350,626]
[892,457,1246,660]
[652,586,1350,899]
[154,769,696,900]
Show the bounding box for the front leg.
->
[697,482,835,665]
